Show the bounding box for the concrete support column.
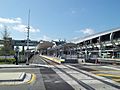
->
[110,32,119,59]
[85,50,88,60]
[68,47,71,58]
[90,39,94,48]
[76,45,80,58]
[98,36,102,58]
[22,46,24,55]
[84,41,87,49]
[84,41,88,60]
[77,44,82,53]
[99,50,102,58]
[110,32,119,49]
[110,32,114,43]
[40,49,43,55]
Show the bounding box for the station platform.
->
[40,55,65,64]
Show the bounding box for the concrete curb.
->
[0,72,26,82]
[27,74,36,84]
[19,72,26,81]
[0,73,35,86]
[0,65,32,68]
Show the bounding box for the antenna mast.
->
[26,9,30,65]
[27,9,30,49]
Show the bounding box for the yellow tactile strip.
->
[94,72,120,82]
[40,55,65,64]
[27,74,36,84]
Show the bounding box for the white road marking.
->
[55,65,120,90]
[52,66,87,90]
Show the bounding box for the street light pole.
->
[26,9,30,65]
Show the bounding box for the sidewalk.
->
[0,64,32,68]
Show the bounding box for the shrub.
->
[0,58,16,64]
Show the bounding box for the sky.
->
[0,0,120,42]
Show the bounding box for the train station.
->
[1,0,120,90]
[36,28,120,64]
[1,26,120,90]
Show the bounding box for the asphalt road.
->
[0,55,74,90]
[1,55,120,90]
[32,55,74,90]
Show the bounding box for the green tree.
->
[0,26,15,56]
[2,26,10,55]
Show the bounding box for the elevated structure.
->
[75,28,120,62]
[36,28,120,63]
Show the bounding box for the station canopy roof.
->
[42,42,77,50]
[74,28,120,43]
[37,41,54,50]
[62,43,77,48]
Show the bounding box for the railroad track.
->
[40,56,120,90]
[65,65,120,89]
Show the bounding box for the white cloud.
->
[73,28,95,43]
[0,17,40,33]
[79,28,95,35]
[29,26,40,32]
[12,24,26,32]
[0,17,22,24]
[37,35,60,41]
[12,24,40,33]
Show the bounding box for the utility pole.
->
[26,9,30,65]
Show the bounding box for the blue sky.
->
[0,0,120,41]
